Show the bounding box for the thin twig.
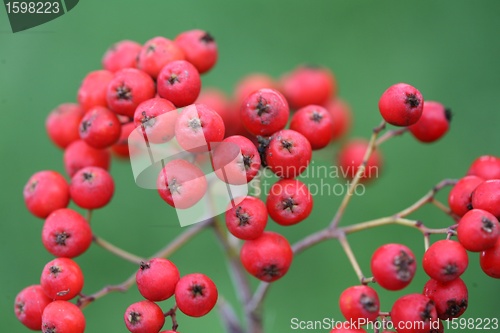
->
[338,232,365,282]
[375,127,408,145]
[93,236,145,264]
[164,305,179,331]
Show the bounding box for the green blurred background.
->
[1,0,500,332]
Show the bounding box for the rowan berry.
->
[378,83,423,126]
[70,166,114,209]
[14,285,52,330]
[111,121,136,158]
[448,175,484,217]
[225,196,267,240]
[40,257,84,301]
[370,243,416,290]
[480,236,500,278]
[174,29,218,74]
[457,209,499,252]
[46,103,85,149]
[79,106,121,149]
[234,73,278,105]
[423,278,468,320]
[124,300,165,333]
[102,40,142,73]
[24,170,70,219]
[471,179,500,218]
[137,36,185,79]
[467,155,500,180]
[339,285,380,324]
[175,273,218,317]
[266,129,312,178]
[408,101,451,143]
[423,240,468,282]
[290,105,333,150]
[266,179,313,226]
[41,301,85,333]
[157,60,202,107]
[390,294,438,333]
[135,258,180,302]
[337,139,382,182]
[63,140,111,177]
[133,97,178,144]
[324,98,352,142]
[77,70,114,111]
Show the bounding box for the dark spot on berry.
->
[15,302,24,313]
[116,84,132,100]
[281,139,293,153]
[311,110,323,123]
[242,154,253,171]
[55,232,70,246]
[393,250,414,281]
[168,74,180,85]
[235,206,251,226]
[168,178,181,195]
[261,264,281,279]
[188,118,202,130]
[257,136,270,167]
[190,284,205,297]
[360,294,378,313]
[200,32,215,43]
[82,172,94,182]
[128,311,141,325]
[146,44,156,53]
[80,120,91,133]
[29,180,38,192]
[140,111,156,127]
[282,197,297,212]
[466,202,473,210]
[481,217,495,233]
[445,298,467,317]
[443,263,458,276]
[445,108,453,123]
[139,261,150,270]
[420,300,435,322]
[405,93,420,108]
[256,96,270,117]
[49,265,62,276]
[43,324,57,333]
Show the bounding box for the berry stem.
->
[375,127,408,145]
[338,232,366,283]
[218,297,246,333]
[93,235,145,264]
[164,305,179,331]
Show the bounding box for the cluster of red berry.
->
[14,26,499,333]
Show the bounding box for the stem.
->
[375,127,408,145]
[77,273,136,309]
[164,305,179,331]
[93,235,145,264]
[338,232,365,282]
[218,298,245,333]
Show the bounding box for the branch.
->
[93,235,145,265]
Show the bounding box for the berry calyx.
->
[174,273,218,317]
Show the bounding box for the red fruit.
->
[290,105,333,150]
[70,166,114,209]
[457,209,499,252]
[467,155,500,180]
[266,179,313,226]
[42,208,92,258]
[137,36,185,79]
[281,65,336,109]
[213,135,261,185]
[77,70,114,111]
[423,278,468,320]
[175,273,218,317]
[234,73,278,105]
[370,243,416,291]
[46,103,85,149]
[133,97,178,144]
[106,68,156,118]
[423,240,468,282]
[471,179,500,218]
[174,103,225,152]
[339,285,380,324]
[240,88,289,136]
[266,129,312,178]
[124,300,165,333]
[408,101,451,143]
[63,140,111,177]
[111,122,136,158]
[240,231,293,282]
[157,159,208,209]
[480,236,500,278]
[136,258,180,302]
[102,40,142,72]
[448,175,484,217]
[24,170,70,219]
[225,196,267,240]
[79,106,121,149]
[14,285,52,330]
[390,294,438,333]
[378,83,424,126]
[42,301,85,333]
[157,60,202,107]
[40,257,84,301]
[324,98,352,142]
[174,29,218,74]
[337,139,382,182]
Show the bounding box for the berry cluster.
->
[15,27,498,333]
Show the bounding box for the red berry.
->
[408,101,451,143]
[157,60,202,107]
[157,159,208,209]
[42,301,85,333]
[136,258,180,302]
[266,129,312,178]
[102,40,142,72]
[63,140,111,177]
[337,139,382,182]
[457,209,499,252]
[370,243,416,291]
[281,65,336,109]
[79,106,121,149]
[70,166,114,209]
[234,73,278,105]
[390,294,438,333]
[111,122,136,158]
[46,103,85,149]
[42,208,92,258]
[106,68,156,118]
[174,103,225,152]
[324,98,352,142]
[290,105,333,150]
[40,257,84,301]
[133,97,178,144]
[339,285,380,324]
[467,155,500,180]
[137,36,185,79]
[423,278,468,320]
[225,196,267,240]
[471,179,500,218]
[240,231,293,282]
[378,83,424,126]
[124,300,165,333]
[213,135,261,184]
[14,285,52,330]
[174,30,218,74]
[480,236,500,278]
[175,273,218,317]
[24,170,70,219]
[266,179,313,226]
[77,70,114,111]
[448,175,484,217]
[240,88,289,136]
[423,240,468,282]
